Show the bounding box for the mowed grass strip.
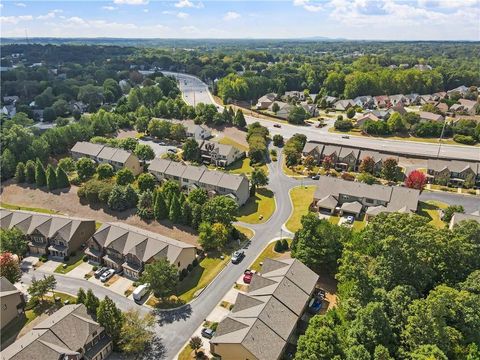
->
[237,188,275,224]
[285,186,316,232]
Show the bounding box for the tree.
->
[291,214,350,274]
[189,336,203,355]
[116,168,134,185]
[148,119,171,139]
[323,155,333,171]
[137,190,154,220]
[0,252,21,284]
[234,109,247,128]
[0,228,28,256]
[76,288,86,304]
[52,99,70,117]
[35,159,47,187]
[141,259,178,299]
[250,168,269,195]
[272,102,280,114]
[97,296,124,346]
[108,185,138,211]
[409,345,448,360]
[272,134,284,147]
[119,309,155,355]
[387,112,405,133]
[374,345,393,360]
[188,188,208,206]
[441,205,464,222]
[182,138,200,161]
[28,275,49,301]
[14,162,26,183]
[346,107,356,119]
[334,118,353,131]
[96,163,115,180]
[25,160,36,183]
[134,143,155,165]
[84,288,100,314]
[359,156,375,174]
[304,155,316,172]
[58,157,76,173]
[153,191,168,220]
[170,123,187,141]
[404,170,427,191]
[202,196,239,225]
[288,106,308,124]
[46,164,58,190]
[198,222,229,250]
[381,158,399,181]
[43,107,56,122]
[169,194,182,223]
[76,157,96,181]
[137,173,156,193]
[0,149,16,180]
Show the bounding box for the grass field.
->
[250,239,292,272]
[0,202,61,214]
[418,200,448,228]
[178,345,194,360]
[54,252,85,274]
[285,186,316,232]
[237,188,275,224]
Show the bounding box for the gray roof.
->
[302,142,322,154]
[71,141,104,157]
[428,159,479,174]
[0,277,20,297]
[322,145,342,157]
[0,209,94,243]
[316,195,338,210]
[450,212,480,227]
[148,158,172,174]
[1,304,106,360]
[341,201,362,214]
[313,176,420,213]
[419,111,444,122]
[181,165,207,182]
[199,170,224,186]
[217,173,248,191]
[211,258,318,360]
[201,140,240,157]
[164,161,187,178]
[338,146,360,159]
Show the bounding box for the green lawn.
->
[175,255,231,303]
[178,345,194,360]
[285,186,316,232]
[0,202,61,215]
[418,200,448,229]
[54,252,85,274]
[225,157,268,177]
[250,239,292,272]
[237,188,275,224]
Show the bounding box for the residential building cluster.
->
[148,158,250,205]
[427,159,480,187]
[0,209,96,259]
[1,304,113,360]
[255,92,318,119]
[85,222,197,280]
[199,140,245,167]
[312,176,420,219]
[210,258,319,360]
[0,277,25,331]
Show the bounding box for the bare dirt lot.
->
[0,181,199,246]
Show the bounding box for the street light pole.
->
[436,117,448,159]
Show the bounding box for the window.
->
[365,198,374,204]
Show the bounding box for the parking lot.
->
[137,138,179,158]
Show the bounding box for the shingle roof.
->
[70,141,104,157]
[164,161,187,178]
[71,142,135,164]
[181,165,207,182]
[199,170,224,186]
[201,140,238,157]
[428,159,479,174]
[148,158,172,173]
[0,277,20,297]
[419,111,444,122]
[450,212,480,227]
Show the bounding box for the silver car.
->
[100,269,115,283]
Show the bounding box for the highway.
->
[163,71,480,162]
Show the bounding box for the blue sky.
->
[1,0,479,40]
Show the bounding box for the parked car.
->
[231,250,245,264]
[167,148,177,153]
[243,270,253,284]
[100,269,115,283]
[346,215,355,224]
[133,284,150,303]
[94,267,108,279]
[311,174,320,180]
[201,327,215,339]
[341,135,350,139]
[273,124,281,128]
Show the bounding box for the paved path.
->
[163,71,480,162]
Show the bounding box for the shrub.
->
[92,265,98,271]
[357,172,377,185]
[63,255,70,261]
[272,134,284,147]
[274,240,283,253]
[281,239,289,251]
[210,322,218,331]
[180,268,188,279]
[78,179,113,204]
[83,255,88,262]
[341,172,355,181]
[187,264,193,272]
[453,134,476,145]
[334,119,353,131]
[96,163,115,180]
[40,255,48,262]
[192,258,199,267]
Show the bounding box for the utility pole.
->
[436,118,448,159]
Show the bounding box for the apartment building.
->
[71,141,142,175]
[200,141,245,167]
[148,158,250,205]
[0,209,96,258]
[427,159,479,187]
[1,304,112,360]
[210,258,319,360]
[84,222,196,279]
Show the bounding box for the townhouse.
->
[148,158,250,205]
[0,277,25,330]
[0,209,96,259]
[210,258,319,360]
[374,95,390,108]
[449,211,480,229]
[311,176,420,219]
[84,222,196,279]
[71,141,142,175]
[427,159,479,187]
[1,304,112,360]
[200,140,245,167]
[358,150,399,175]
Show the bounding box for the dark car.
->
[273,124,281,128]
[201,327,215,339]
[231,250,245,264]
[311,174,320,180]
[94,267,108,279]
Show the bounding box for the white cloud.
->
[175,0,204,8]
[102,6,118,11]
[162,10,174,14]
[223,11,240,20]
[181,25,199,33]
[0,15,33,24]
[15,2,27,7]
[37,12,58,20]
[113,0,149,5]
[293,0,323,12]
[177,12,189,19]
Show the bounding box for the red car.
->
[243,270,253,284]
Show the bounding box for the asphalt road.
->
[163,71,480,162]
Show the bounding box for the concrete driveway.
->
[39,259,62,273]
[67,262,93,279]
[20,256,40,271]
[108,276,134,297]
[138,139,178,158]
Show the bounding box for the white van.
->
[133,284,149,303]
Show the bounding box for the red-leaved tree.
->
[323,156,333,171]
[0,252,21,284]
[405,170,427,191]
